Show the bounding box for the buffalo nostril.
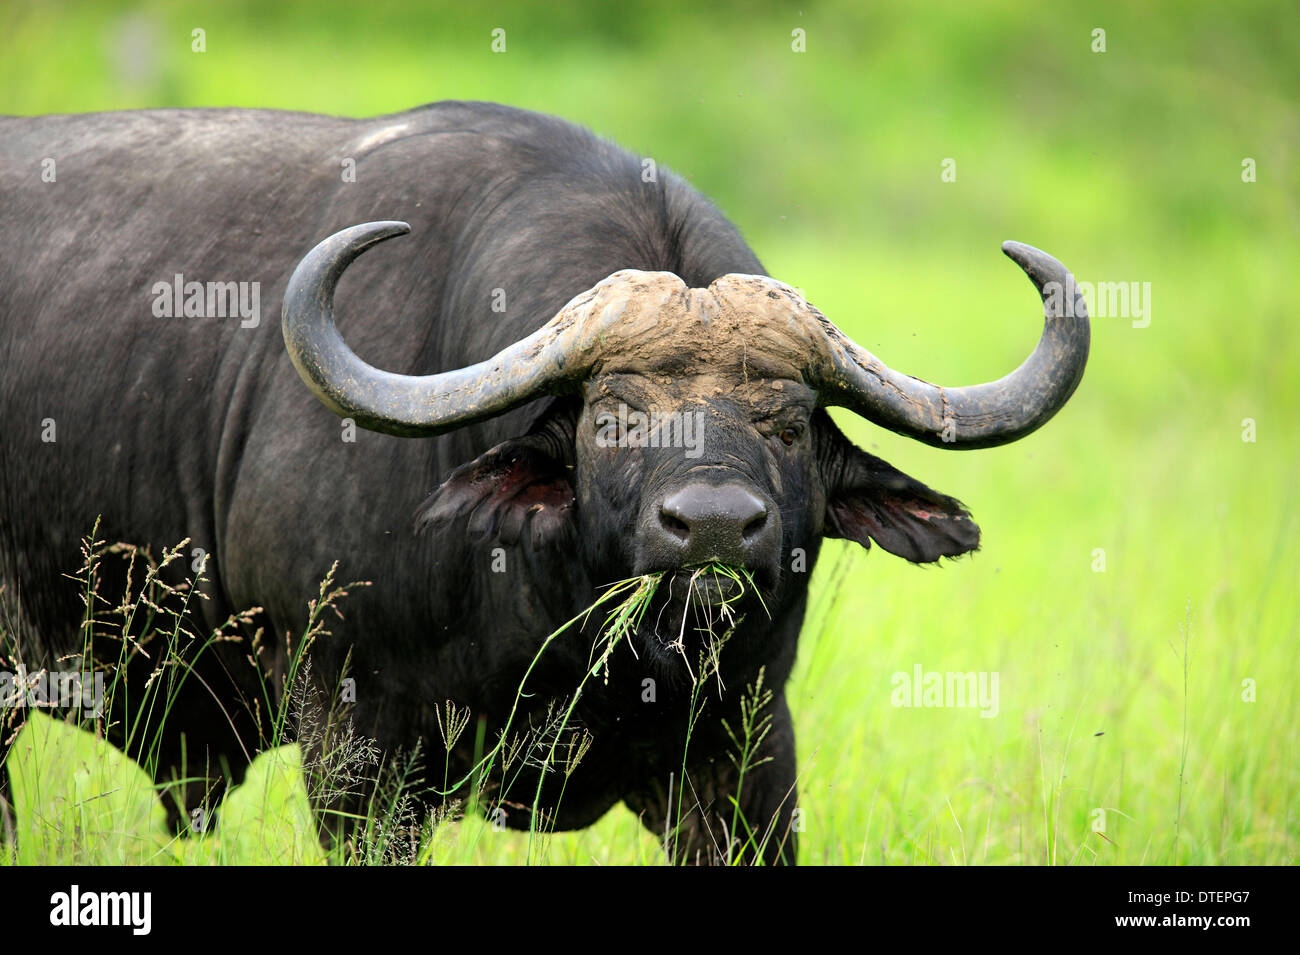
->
[742,509,768,542]
[661,510,691,542]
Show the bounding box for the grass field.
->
[1,0,1295,864]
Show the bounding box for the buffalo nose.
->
[657,483,776,567]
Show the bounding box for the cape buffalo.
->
[0,101,1088,864]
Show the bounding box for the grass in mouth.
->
[592,561,768,685]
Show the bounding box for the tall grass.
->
[1,542,784,865]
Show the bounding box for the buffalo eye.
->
[778,427,798,446]
[594,409,623,445]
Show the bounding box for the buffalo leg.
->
[627,692,799,865]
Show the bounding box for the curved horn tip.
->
[285,221,413,305]
[1001,240,1070,283]
[342,219,411,250]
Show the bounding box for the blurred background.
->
[2,0,1295,864]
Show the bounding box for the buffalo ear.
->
[822,423,979,563]
[415,433,575,549]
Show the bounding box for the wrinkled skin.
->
[0,101,980,864]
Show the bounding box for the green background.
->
[2,0,1296,863]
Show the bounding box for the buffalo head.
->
[282,221,1088,669]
